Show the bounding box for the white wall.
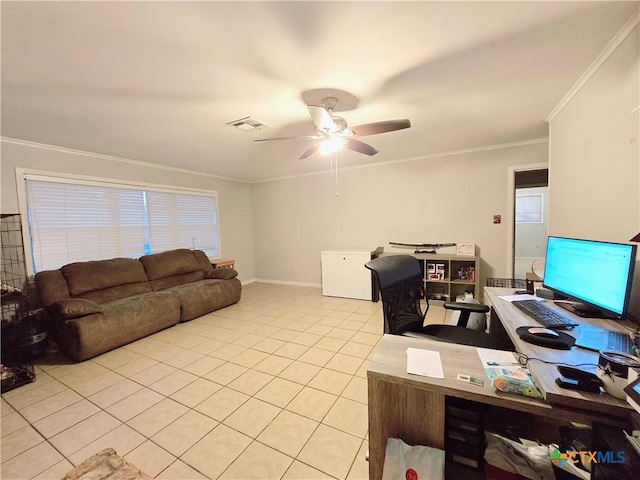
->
[548,24,639,242]
[548,21,640,318]
[0,140,256,281]
[251,141,548,288]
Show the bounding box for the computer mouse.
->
[528,327,559,338]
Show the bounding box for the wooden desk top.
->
[369,334,554,417]
[484,287,633,420]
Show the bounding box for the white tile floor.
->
[0,283,449,479]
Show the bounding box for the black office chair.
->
[365,255,512,350]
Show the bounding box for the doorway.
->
[513,169,548,278]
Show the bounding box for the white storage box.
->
[321,249,373,300]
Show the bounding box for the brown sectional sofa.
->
[35,249,242,362]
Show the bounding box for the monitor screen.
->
[543,236,637,318]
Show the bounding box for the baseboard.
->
[254,278,322,288]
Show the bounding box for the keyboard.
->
[606,331,633,352]
[511,299,579,329]
[576,324,635,353]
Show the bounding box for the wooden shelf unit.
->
[380,252,480,303]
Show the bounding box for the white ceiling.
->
[2,1,638,182]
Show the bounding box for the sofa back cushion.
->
[140,249,206,291]
[193,249,215,273]
[61,258,152,304]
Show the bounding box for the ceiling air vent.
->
[226,116,268,131]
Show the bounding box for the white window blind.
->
[24,174,220,272]
[515,193,544,224]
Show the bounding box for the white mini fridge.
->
[321,249,373,300]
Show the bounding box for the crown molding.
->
[2,135,549,186]
[0,137,251,184]
[255,137,549,184]
[547,7,640,123]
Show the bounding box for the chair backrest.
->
[365,255,426,334]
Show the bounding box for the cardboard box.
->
[456,243,476,256]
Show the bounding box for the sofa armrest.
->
[205,268,238,280]
[48,298,103,319]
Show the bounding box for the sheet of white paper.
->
[476,347,521,368]
[498,293,543,303]
[406,347,444,378]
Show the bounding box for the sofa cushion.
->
[148,271,205,291]
[167,278,242,322]
[76,282,155,305]
[193,249,214,273]
[62,258,150,297]
[49,298,103,319]
[35,269,71,308]
[206,268,238,280]
[140,249,201,280]
[140,249,208,291]
[56,291,181,362]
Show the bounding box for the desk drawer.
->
[446,427,483,447]
[446,417,481,435]
[447,405,482,423]
[445,396,485,471]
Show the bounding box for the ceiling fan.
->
[254,96,411,160]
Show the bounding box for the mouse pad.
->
[516,326,576,350]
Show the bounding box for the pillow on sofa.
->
[49,298,103,319]
[206,268,238,280]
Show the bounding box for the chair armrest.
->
[443,301,489,328]
[443,302,489,314]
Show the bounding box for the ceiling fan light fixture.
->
[320,137,346,155]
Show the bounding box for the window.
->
[515,193,544,224]
[22,173,220,272]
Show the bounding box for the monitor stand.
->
[555,301,608,319]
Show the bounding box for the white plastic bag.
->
[382,437,445,480]
[484,432,555,480]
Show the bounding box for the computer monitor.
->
[543,236,637,319]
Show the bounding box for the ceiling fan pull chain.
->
[334,152,339,197]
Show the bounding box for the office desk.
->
[367,335,554,480]
[367,289,634,480]
[484,287,633,419]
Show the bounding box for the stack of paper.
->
[406,347,444,378]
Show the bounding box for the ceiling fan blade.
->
[308,105,337,133]
[350,119,411,137]
[254,135,319,142]
[344,138,379,156]
[299,143,322,160]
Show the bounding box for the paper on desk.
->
[406,347,444,378]
[476,347,520,368]
[498,293,543,303]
